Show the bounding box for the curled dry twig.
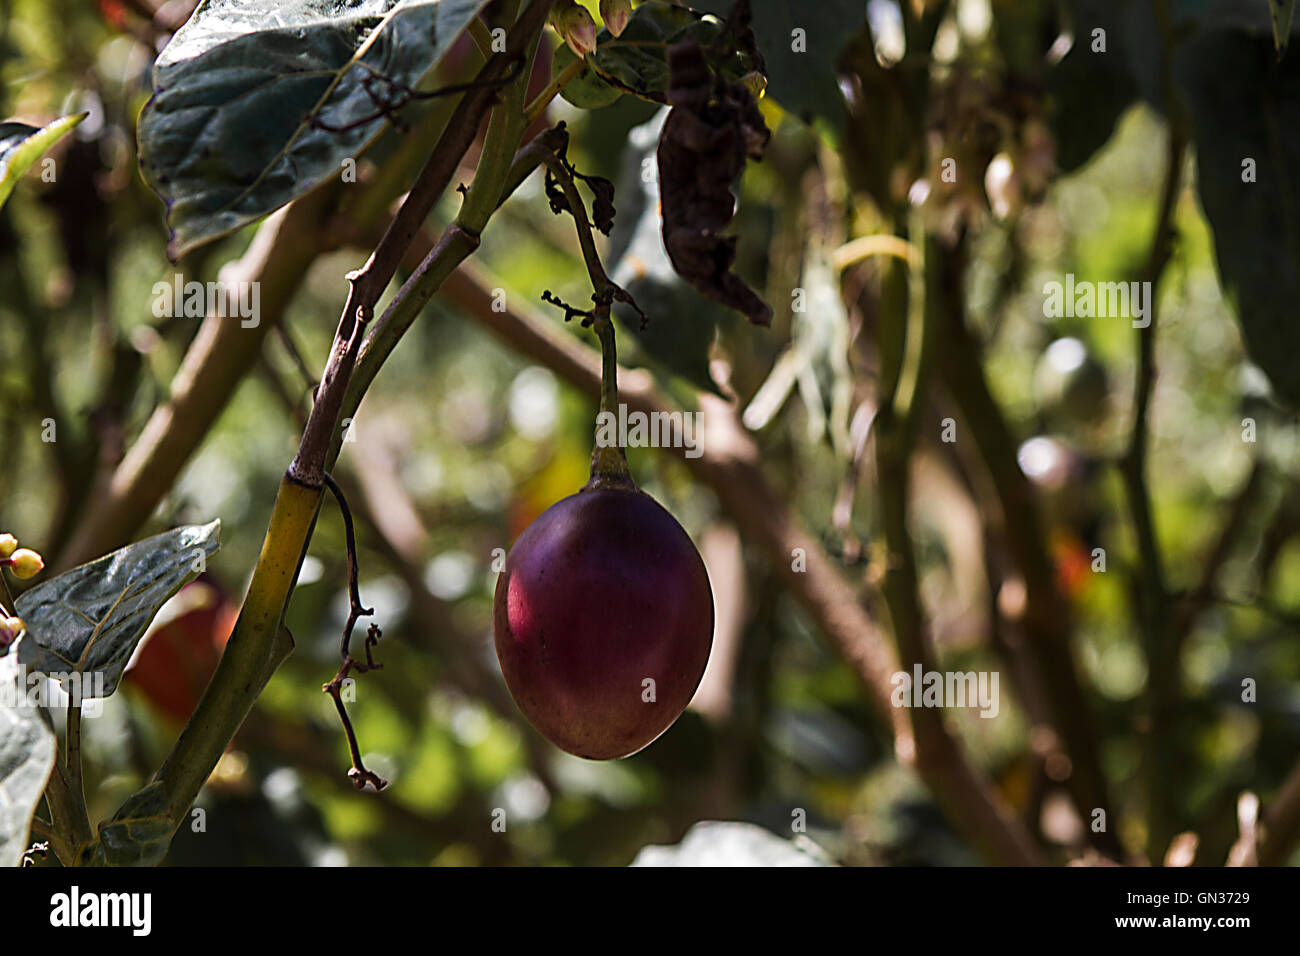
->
[309,56,526,134]
[538,125,646,328]
[321,472,387,792]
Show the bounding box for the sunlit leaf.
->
[0,650,56,868]
[16,522,222,698]
[0,113,87,211]
[138,0,492,259]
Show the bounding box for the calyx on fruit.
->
[493,316,713,760]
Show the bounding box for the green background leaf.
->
[17,521,222,698]
[1177,29,1300,406]
[694,0,861,129]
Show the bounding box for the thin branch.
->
[308,57,525,134]
[934,237,1120,858]
[1170,460,1265,649]
[291,0,557,490]
[524,54,585,126]
[336,127,570,467]
[65,701,88,848]
[1120,114,1187,862]
[1257,760,1300,866]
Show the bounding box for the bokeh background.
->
[1,0,1298,866]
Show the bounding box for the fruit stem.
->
[586,312,636,491]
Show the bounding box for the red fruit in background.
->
[125,580,237,723]
[494,486,714,760]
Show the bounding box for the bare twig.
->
[320,473,386,791]
[934,237,1119,857]
[1121,116,1187,862]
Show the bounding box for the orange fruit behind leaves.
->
[124,580,237,724]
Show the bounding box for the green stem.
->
[0,571,16,617]
[524,54,584,126]
[338,128,568,470]
[585,314,633,490]
[62,701,93,861]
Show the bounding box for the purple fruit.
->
[493,484,713,760]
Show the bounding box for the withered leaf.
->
[656,11,771,326]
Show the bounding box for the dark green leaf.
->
[1177,29,1300,406]
[0,113,87,210]
[0,651,56,868]
[554,43,622,109]
[16,521,222,698]
[581,0,760,104]
[1047,1,1136,172]
[695,0,860,129]
[138,0,491,260]
[80,782,173,867]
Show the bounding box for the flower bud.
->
[553,1,598,57]
[600,0,631,37]
[0,533,16,559]
[8,548,44,579]
[0,615,23,652]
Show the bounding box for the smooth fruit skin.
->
[494,486,713,760]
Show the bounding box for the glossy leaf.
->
[0,113,86,211]
[17,522,222,698]
[0,650,56,868]
[80,782,174,867]
[138,0,491,260]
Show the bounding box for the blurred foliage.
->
[0,0,1297,867]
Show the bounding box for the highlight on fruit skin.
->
[493,484,714,761]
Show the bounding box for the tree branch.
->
[934,237,1120,858]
